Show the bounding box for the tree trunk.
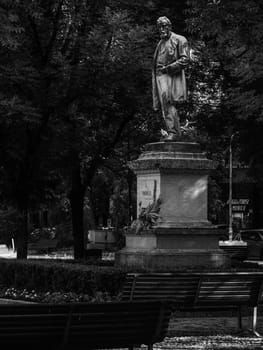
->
[127,168,134,224]
[83,189,96,230]
[16,209,29,259]
[70,159,85,260]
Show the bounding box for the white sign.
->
[137,175,160,217]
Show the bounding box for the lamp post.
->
[228,132,238,241]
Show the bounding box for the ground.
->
[1,244,263,348]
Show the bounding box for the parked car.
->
[236,229,263,260]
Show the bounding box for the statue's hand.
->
[161,129,168,137]
[160,66,168,74]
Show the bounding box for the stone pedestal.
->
[115,142,230,270]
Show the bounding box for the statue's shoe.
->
[162,133,177,141]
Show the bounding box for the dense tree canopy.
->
[0,0,163,258]
[187,0,263,154]
[186,0,263,225]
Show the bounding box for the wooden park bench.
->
[121,272,263,336]
[0,300,171,350]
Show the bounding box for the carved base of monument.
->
[115,249,229,271]
[115,230,230,270]
[115,141,230,270]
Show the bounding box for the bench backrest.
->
[195,275,263,307]
[0,300,171,350]
[122,273,199,306]
[121,273,263,308]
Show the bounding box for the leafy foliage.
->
[0,0,161,258]
[186,0,263,161]
[130,198,161,235]
[185,0,263,223]
[0,258,125,296]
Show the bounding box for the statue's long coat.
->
[152,32,189,111]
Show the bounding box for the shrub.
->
[0,259,126,298]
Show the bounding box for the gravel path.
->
[151,313,263,349]
[168,312,263,336]
[108,313,263,349]
[152,335,263,349]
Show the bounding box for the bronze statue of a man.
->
[152,16,189,141]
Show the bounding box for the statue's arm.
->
[166,37,189,74]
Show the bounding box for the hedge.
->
[0,259,126,298]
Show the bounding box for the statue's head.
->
[157,16,172,40]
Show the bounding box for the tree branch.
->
[27,15,45,64]
[43,0,64,64]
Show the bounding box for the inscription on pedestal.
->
[137,174,160,215]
